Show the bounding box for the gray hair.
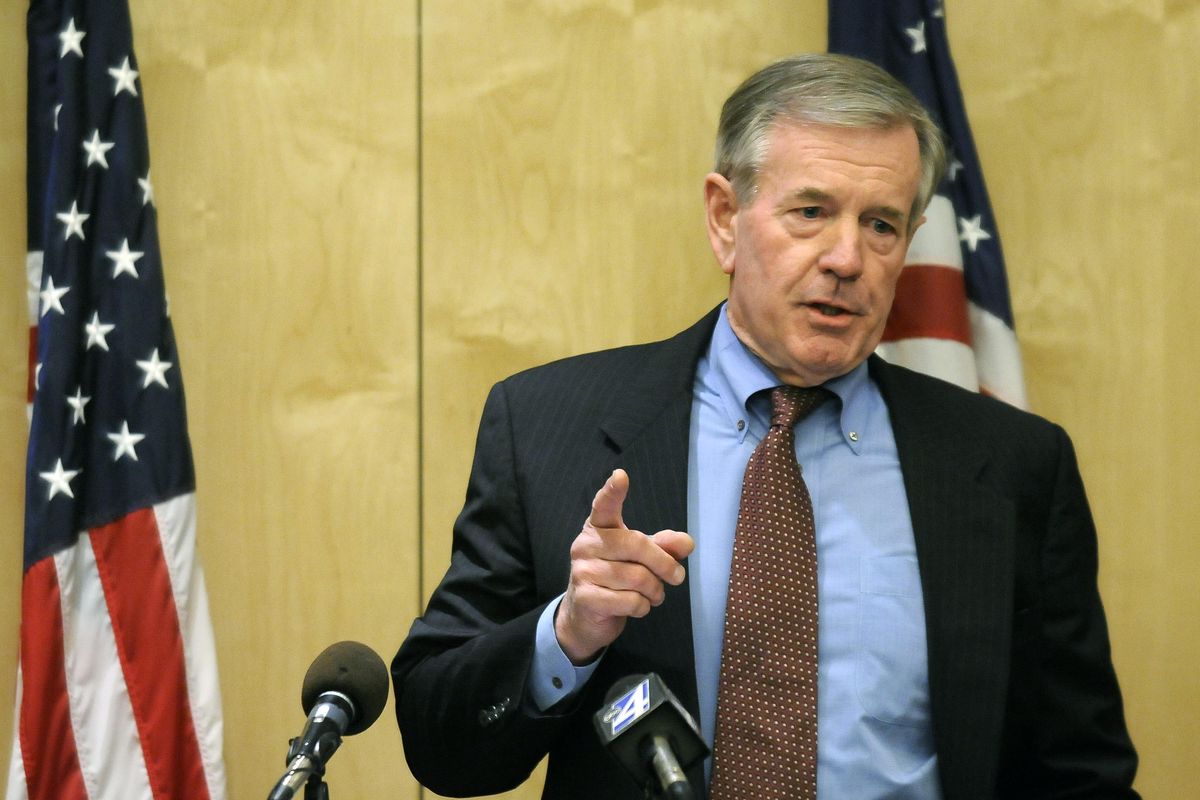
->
[715,53,947,232]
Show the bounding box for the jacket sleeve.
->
[1002,425,1140,799]
[390,380,581,796]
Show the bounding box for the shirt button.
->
[848,431,859,442]
[737,419,745,431]
[552,677,563,689]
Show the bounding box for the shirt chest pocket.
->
[855,555,933,728]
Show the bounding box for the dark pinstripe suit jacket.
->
[392,307,1138,799]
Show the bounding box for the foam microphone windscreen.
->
[300,641,389,735]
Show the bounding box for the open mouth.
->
[811,303,849,317]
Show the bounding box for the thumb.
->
[587,469,629,529]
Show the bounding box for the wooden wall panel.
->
[0,0,30,776]
[130,1,422,796]
[0,2,420,797]
[947,5,1200,796]
[1,1,1196,799]
[1156,7,1200,790]
[419,0,824,604]
[419,2,824,796]
[419,2,1197,797]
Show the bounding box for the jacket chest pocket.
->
[855,555,933,728]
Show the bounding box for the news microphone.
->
[267,641,389,800]
[593,673,709,800]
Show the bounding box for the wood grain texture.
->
[1,1,1196,799]
[0,0,30,778]
[419,2,822,796]
[2,1,421,797]
[416,0,825,610]
[132,1,423,795]
[947,5,1199,796]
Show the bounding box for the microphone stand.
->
[304,774,329,800]
[267,733,341,800]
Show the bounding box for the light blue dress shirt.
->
[531,306,942,797]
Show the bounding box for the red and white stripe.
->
[8,253,226,800]
[878,195,1028,409]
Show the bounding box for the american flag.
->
[9,1,227,798]
[829,0,1028,408]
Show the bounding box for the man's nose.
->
[817,219,864,279]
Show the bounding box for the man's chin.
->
[729,321,871,385]
[775,340,871,386]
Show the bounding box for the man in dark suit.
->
[392,54,1138,799]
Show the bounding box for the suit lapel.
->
[871,357,1016,799]
[594,308,721,724]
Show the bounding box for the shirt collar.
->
[709,303,872,453]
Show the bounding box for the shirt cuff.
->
[529,594,602,712]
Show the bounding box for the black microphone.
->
[593,673,709,800]
[267,641,389,800]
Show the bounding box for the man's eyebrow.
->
[785,187,834,204]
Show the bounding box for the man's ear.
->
[704,173,739,275]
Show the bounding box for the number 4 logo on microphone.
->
[608,678,651,736]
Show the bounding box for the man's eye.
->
[870,218,896,235]
[796,207,821,219]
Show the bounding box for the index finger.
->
[587,469,629,529]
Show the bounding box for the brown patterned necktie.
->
[709,385,829,800]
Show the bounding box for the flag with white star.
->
[829,0,1028,407]
[12,1,227,797]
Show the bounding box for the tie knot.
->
[769,385,828,429]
